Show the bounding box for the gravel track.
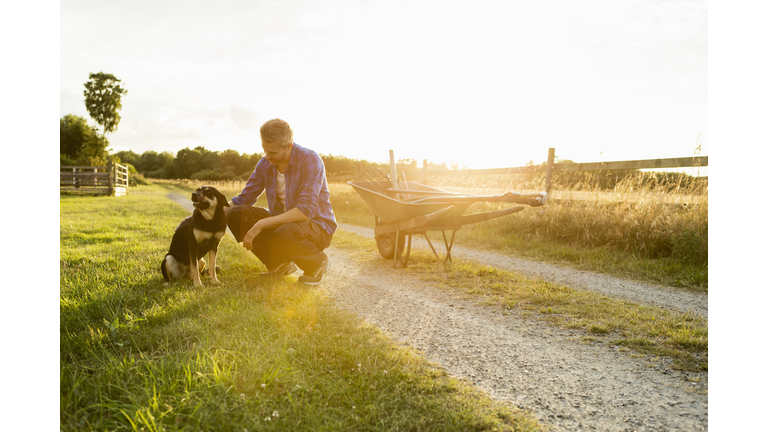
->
[338,223,708,319]
[322,247,708,432]
[167,194,708,431]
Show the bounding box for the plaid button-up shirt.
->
[230,143,337,235]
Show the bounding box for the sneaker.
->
[259,261,297,278]
[299,253,330,286]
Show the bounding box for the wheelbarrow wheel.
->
[374,216,405,259]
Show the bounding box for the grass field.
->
[60,184,542,431]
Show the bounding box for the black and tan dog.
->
[161,186,229,287]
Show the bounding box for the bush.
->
[190,169,218,180]
[144,168,167,179]
[60,154,78,166]
[130,173,149,185]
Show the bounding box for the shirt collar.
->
[287,142,300,168]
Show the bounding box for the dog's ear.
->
[214,189,229,207]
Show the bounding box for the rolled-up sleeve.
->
[230,161,266,206]
[294,153,324,219]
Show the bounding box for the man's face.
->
[262,141,292,165]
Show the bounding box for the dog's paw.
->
[202,266,222,276]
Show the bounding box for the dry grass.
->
[328,170,708,290]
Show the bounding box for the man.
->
[226,118,336,285]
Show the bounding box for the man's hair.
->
[260,118,294,147]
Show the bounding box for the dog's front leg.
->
[208,247,220,284]
[189,242,204,288]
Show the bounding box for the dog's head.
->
[191,186,229,210]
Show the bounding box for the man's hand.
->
[240,208,307,251]
[242,220,265,251]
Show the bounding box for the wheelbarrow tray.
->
[348,180,473,226]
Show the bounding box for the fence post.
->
[422,159,428,185]
[389,150,398,191]
[108,161,114,196]
[545,148,555,194]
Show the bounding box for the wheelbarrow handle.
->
[404,192,547,205]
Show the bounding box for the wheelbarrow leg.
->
[402,234,413,268]
[423,232,441,263]
[393,228,403,268]
[441,230,457,264]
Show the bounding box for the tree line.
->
[112,147,402,181]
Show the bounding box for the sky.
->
[60,0,708,170]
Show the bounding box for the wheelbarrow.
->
[348,150,548,268]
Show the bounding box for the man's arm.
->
[230,161,266,208]
[241,207,308,251]
[293,152,325,220]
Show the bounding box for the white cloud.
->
[227,105,260,130]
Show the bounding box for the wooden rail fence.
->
[149,178,247,189]
[326,148,708,193]
[60,162,129,196]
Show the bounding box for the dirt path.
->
[338,223,708,319]
[322,247,708,432]
[167,194,708,431]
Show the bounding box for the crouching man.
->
[226,118,336,285]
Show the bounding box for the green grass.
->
[330,232,708,373]
[60,184,542,431]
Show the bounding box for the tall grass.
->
[327,170,708,291]
[60,185,541,431]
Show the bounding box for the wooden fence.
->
[60,162,130,196]
[326,148,708,193]
[149,178,247,189]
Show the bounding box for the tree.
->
[174,148,204,179]
[114,150,140,167]
[84,72,128,138]
[60,114,109,165]
[61,114,96,159]
[136,150,174,176]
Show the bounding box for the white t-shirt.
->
[276,171,286,204]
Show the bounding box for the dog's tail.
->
[161,254,171,281]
